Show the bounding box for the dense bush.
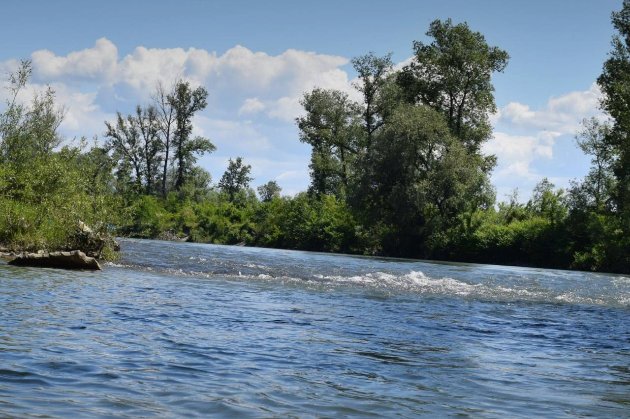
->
[0,150,121,253]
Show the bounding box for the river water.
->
[0,238,628,417]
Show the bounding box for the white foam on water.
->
[305,271,482,296]
[104,262,125,268]
[245,263,268,269]
[105,258,629,307]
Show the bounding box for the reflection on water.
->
[0,238,628,417]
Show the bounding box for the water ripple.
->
[0,238,628,417]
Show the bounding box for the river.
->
[1,238,628,417]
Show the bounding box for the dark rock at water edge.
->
[8,250,102,270]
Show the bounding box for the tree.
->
[527,178,568,226]
[597,0,630,219]
[105,109,159,194]
[0,60,64,166]
[178,166,212,203]
[258,180,281,202]
[397,19,509,152]
[77,139,116,191]
[351,52,393,148]
[218,157,253,200]
[366,104,494,255]
[574,118,616,211]
[566,117,625,273]
[168,81,215,190]
[0,60,31,160]
[297,88,361,197]
[135,105,163,194]
[497,190,528,224]
[153,81,176,197]
[105,112,143,193]
[563,0,630,273]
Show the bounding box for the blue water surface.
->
[1,239,629,417]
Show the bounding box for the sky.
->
[0,0,620,199]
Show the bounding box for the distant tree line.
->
[1,8,628,272]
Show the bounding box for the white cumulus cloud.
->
[32,38,118,83]
[238,97,266,115]
[496,83,602,134]
[484,131,559,179]
[488,83,604,200]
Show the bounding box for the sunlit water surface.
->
[1,238,629,417]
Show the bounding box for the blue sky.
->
[0,0,620,199]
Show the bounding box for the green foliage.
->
[574,118,616,211]
[598,0,630,240]
[295,19,503,260]
[351,52,394,145]
[191,196,256,244]
[0,151,121,253]
[355,104,494,256]
[0,63,121,257]
[218,157,253,202]
[297,88,362,197]
[526,178,568,225]
[125,195,172,238]
[254,193,358,252]
[177,166,213,203]
[117,191,359,254]
[0,61,63,167]
[572,216,629,273]
[397,18,509,151]
[105,83,215,198]
[169,81,215,190]
[565,197,629,273]
[257,180,281,202]
[105,111,147,194]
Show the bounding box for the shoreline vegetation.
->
[1,11,629,274]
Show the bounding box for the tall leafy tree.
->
[367,104,493,255]
[168,81,215,191]
[297,88,361,197]
[598,0,630,221]
[397,19,509,152]
[0,60,64,166]
[153,81,177,197]
[218,157,253,200]
[135,105,163,194]
[526,178,568,226]
[351,52,393,149]
[0,60,31,162]
[258,180,281,202]
[105,112,144,193]
[573,118,616,211]
[105,105,163,195]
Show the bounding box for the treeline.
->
[107,16,627,273]
[1,9,628,273]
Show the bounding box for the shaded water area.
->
[1,238,629,417]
